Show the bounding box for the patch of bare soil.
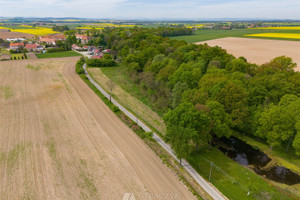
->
[0,31,35,40]
[196,37,300,71]
[0,58,194,199]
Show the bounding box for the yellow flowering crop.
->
[250,26,300,30]
[0,26,58,36]
[245,33,300,39]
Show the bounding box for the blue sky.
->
[0,0,299,19]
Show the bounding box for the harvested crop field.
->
[0,30,34,40]
[196,37,300,71]
[0,58,194,199]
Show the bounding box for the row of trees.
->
[89,27,300,160]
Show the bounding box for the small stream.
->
[214,136,300,185]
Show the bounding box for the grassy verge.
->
[170,29,300,43]
[87,66,166,135]
[36,51,81,59]
[187,142,295,200]
[100,65,156,112]
[77,68,204,200]
[94,64,298,200]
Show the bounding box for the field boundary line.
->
[82,64,227,200]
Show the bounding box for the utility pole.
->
[209,162,213,182]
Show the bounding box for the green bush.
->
[75,57,85,74]
[86,58,116,67]
[112,105,120,113]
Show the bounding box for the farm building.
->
[76,34,92,44]
[38,34,66,45]
[25,44,39,51]
[10,43,24,50]
[6,38,26,42]
[38,37,56,45]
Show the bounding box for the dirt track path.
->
[0,58,194,200]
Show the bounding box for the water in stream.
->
[215,136,300,185]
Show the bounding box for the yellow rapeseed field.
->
[251,26,300,30]
[186,24,204,29]
[245,33,300,39]
[13,27,59,35]
[0,26,58,36]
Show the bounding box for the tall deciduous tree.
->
[207,101,232,139]
[166,125,194,165]
[257,95,300,151]
[293,121,300,155]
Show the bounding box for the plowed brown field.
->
[0,31,34,40]
[196,37,300,72]
[0,58,194,200]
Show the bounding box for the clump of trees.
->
[76,57,85,74]
[89,27,300,157]
[52,25,70,32]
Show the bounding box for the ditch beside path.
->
[83,63,227,200]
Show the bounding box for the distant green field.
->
[36,51,81,58]
[170,29,300,43]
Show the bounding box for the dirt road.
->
[0,58,195,200]
[196,37,300,72]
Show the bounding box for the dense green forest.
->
[87,27,300,160]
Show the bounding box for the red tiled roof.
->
[39,38,56,42]
[10,43,24,47]
[40,34,65,40]
[25,44,37,49]
[53,34,66,39]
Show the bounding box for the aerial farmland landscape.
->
[0,0,300,200]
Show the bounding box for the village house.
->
[91,48,104,59]
[25,43,43,52]
[92,53,103,59]
[38,34,66,45]
[10,43,24,50]
[76,34,92,44]
[38,37,56,45]
[6,38,26,42]
[72,44,82,51]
